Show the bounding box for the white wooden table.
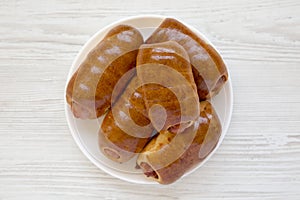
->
[1,0,299,199]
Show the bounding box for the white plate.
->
[64,15,233,184]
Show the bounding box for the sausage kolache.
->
[137,101,222,184]
[66,25,143,119]
[146,18,228,100]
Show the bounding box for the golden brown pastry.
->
[146,18,228,100]
[66,25,143,119]
[136,41,199,132]
[99,76,154,163]
[137,101,222,184]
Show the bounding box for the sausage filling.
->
[103,148,120,160]
[168,121,193,133]
[140,162,159,179]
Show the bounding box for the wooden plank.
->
[0,0,299,199]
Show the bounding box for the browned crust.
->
[98,77,154,163]
[137,46,197,91]
[66,25,143,119]
[137,101,222,184]
[136,41,199,131]
[101,110,149,153]
[146,18,228,100]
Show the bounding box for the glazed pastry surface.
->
[136,41,199,132]
[66,25,143,119]
[146,18,228,100]
[99,76,154,163]
[137,101,222,184]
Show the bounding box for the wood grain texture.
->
[0,0,299,199]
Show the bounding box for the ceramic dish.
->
[64,15,233,184]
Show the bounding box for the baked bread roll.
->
[99,76,154,163]
[66,25,143,119]
[137,101,222,184]
[136,41,199,132]
[146,18,228,100]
